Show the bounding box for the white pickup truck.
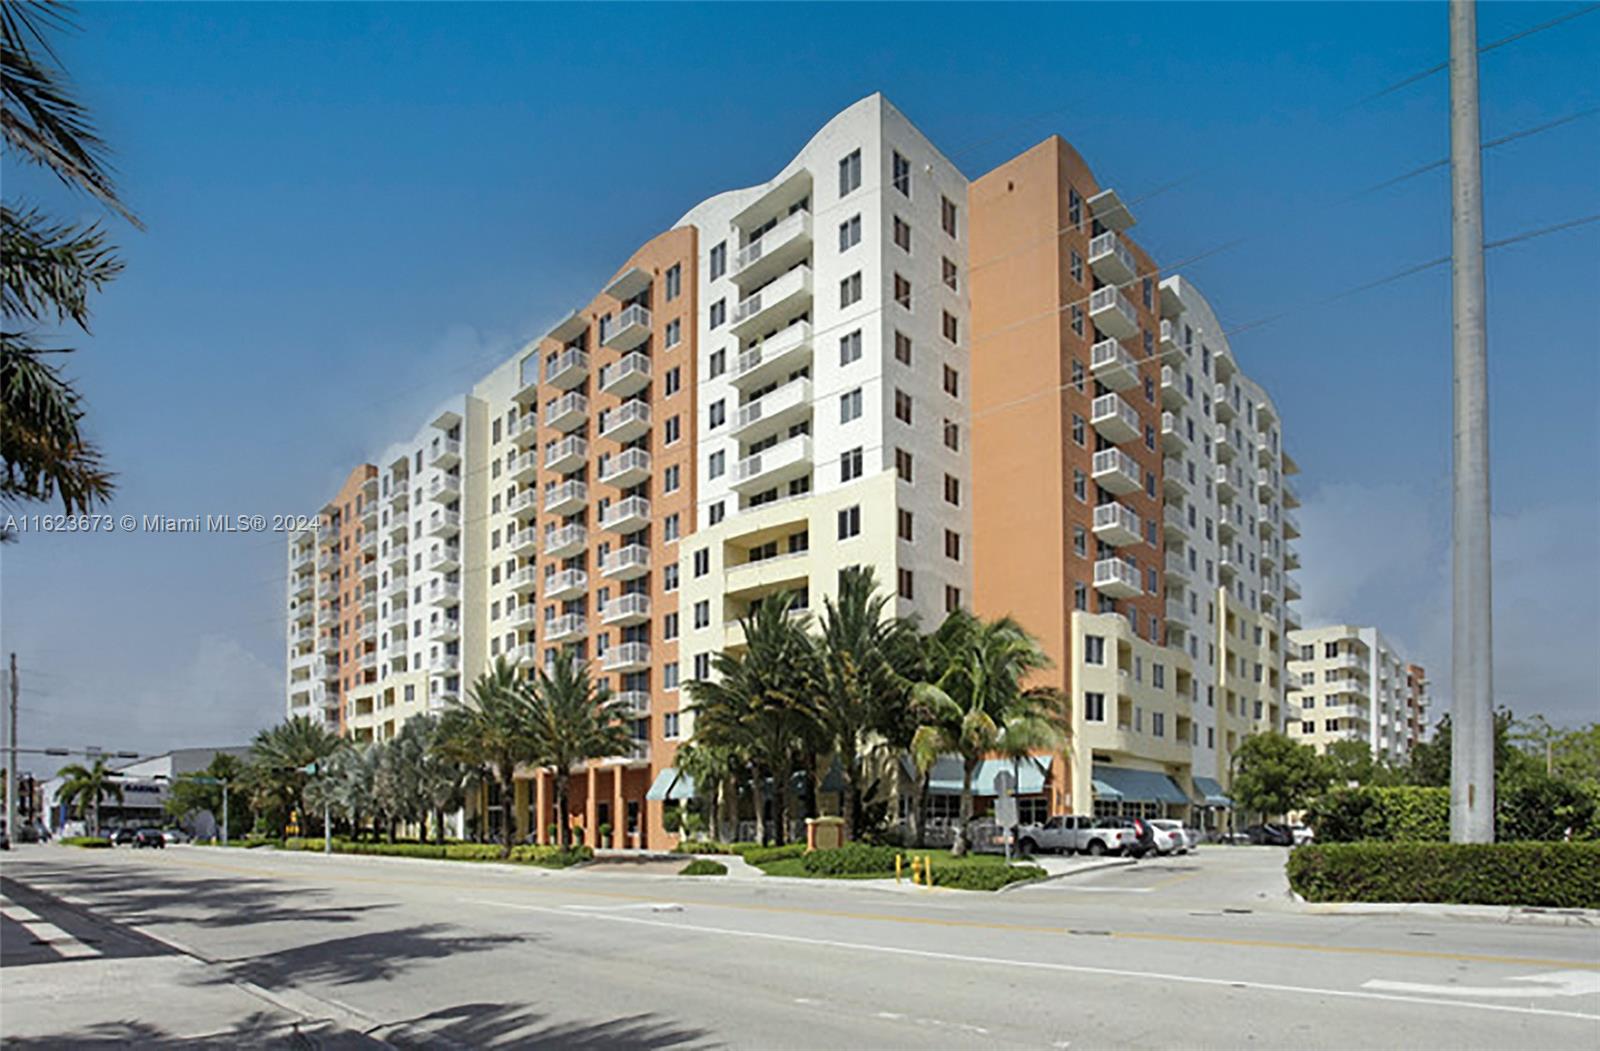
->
[1014,815,1136,856]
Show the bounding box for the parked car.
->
[1149,819,1191,855]
[1244,823,1295,846]
[162,828,190,845]
[1289,824,1315,846]
[111,828,139,846]
[132,828,166,849]
[1014,815,1136,856]
[0,827,10,851]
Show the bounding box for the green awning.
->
[1092,764,1190,805]
[646,768,695,801]
[920,756,1053,796]
[1192,777,1232,807]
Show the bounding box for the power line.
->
[1351,106,1599,198]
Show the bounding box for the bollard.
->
[895,853,903,883]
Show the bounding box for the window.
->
[944,530,961,561]
[941,195,958,237]
[1071,359,1086,391]
[1070,250,1083,284]
[1073,525,1087,557]
[943,474,960,505]
[1301,721,1315,735]
[708,400,725,429]
[942,257,958,291]
[709,348,725,377]
[665,319,681,348]
[942,364,959,397]
[1084,691,1106,721]
[892,150,911,196]
[841,446,863,482]
[665,366,681,396]
[693,549,710,578]
[894,448,913,482]
[693,653,711,680]
[839,329,862,366]
[894,331,913,364]
[894,389,913,424]
[1153,663,1166,689]
[709,299,725,329]
[708,502,724,526]
[665,415,681,444]
[708,451,725,479]
[897,508,914,541]
[1070,304,1084,337]
[664,564,679,591]
[665,263,681,300]
[839,148,861,196]
[709,242,726,281]
[1152,712,1166,737]
[492,419,502,443]
[840,272,862,307]
[1072,413,1086,446]
[893,215,911,252]
[839,214,861,251]
[897,568,914,600]
[1073,469,1087,502]
[1067,187,1082,229]
[943,419,959,451]
[693,600,710,629]
[663,612,680,640]
[837,505,861,539]
[894,274,912,309]
[1085,634,1106,665]
[664,512,680,541]
[840,388,863,423]
[662,661,680,690]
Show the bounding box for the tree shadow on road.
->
[197,923,533,989]
[374,1001,713,1048]
[2,1010,379,1048]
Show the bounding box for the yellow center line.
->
[57,849,1600,973]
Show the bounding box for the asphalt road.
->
[2,843,1596,1049]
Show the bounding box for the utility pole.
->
[6,653,18,841]
[1449,0,1495,843]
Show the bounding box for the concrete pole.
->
[6,654,17,841]
[1449,0,1495,843]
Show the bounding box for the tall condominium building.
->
[1287,625,1430,763]
[969,137,1300,828]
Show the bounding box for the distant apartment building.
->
[1287,625,1430,763]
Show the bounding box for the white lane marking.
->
[469,898,1600,1024]
[566,902,683,913]
[0,904,101,959]
[875,1012,905,1020]
[1364,971,1600,999]
[1057,887,1152,894]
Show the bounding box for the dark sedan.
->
[1244,823,1295,846]
[132,828,166,849]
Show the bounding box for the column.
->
[613,768,625,849]
[534,770,549,845]
[585,765,598,848]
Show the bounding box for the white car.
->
[1149,819,1192,855]
[1290,825,1315,846]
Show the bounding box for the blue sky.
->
[3,3,1596,767]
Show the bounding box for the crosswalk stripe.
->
[1,903,103,959]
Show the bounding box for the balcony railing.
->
[1090,393,1140,443]
[601,543,650,579]
[600,495,650,533]
[1088,285,1139,340]
[1091,448,1142,494]
[598,399,651,443]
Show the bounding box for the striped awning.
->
[1091,764,1190,805]
[917,756,1053,796]
[645,768,695,801]
[1192,777,1233,807]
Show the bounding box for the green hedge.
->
[1306,786,1449,842]
[679,859,728,876]
[741,843,806,866]
[798,843,899,876]
[1287,842,1600,908]
[928,863,1047,891]
[61,835,112,848]
[671,840,760,856]
[277,838,591,868]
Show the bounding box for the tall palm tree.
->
[665,740,737,843]
[54,756,121,834]
[245,715,342,837]
[438,658,536,856]
[524,653,634,849]
[2,1,141,528]
[407,714,469,845]
[912,610,1068,856]
[813,566,916,842]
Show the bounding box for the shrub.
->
[929,863,1047,891]
[680,859,727,876]
[1287,842,1600,908]
[1306,786,1447,843]
[798,843,899,877]
[661,808,683,835]
[61,836,111,848]
[1498,775,1598,842]
[742,843,806,866]
[670,839,755,855]
[508,844,593,868]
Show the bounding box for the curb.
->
[1297,900,1600,927]
[1002,856,1139,890]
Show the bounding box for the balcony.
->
[1215,427,1237,462]
[429,439,461,470]
[1092,502,1142,547]
[1284,574,1302,601]
[290,625,316,647]
[510,643,539,667]
[387,543,409,568]
[1285,607,1303,631]
[543,523,587,559]
[428,544,461,573]
[1088,231,1137,284]
[1282,479,1301,509]
[1161,366,1186,409]
[508,603,538,630]
[1163,505,1190,541]
[1090,448,1143,496]
[430,653,460,676]
[544,480,587,515]
[427,510,461,538]
[1160,412,1186,454]
[543,390,588,433]
[513,412,540,448]
[510,451,539,484]
[317,552,338,572]
[509,488,539,519]
[599,351,651,397]
[1214,385,1236,422]
[544,435,587,474]
[1218,515,1238,543]
[1215,465,1237,502]
[291,573,314,599]
[730,265,812,338]
[319,635,340,658]
[1159,319,1179,356]
[1282,509,1301,539]
[602,304,651,352]
[1162,459,1188,500]
[1219,553,1240,582]
[732,209,812,289]
[1284,548,1301,571]
[546,612,587,641]
[1256,468,1278,500]
[1166,599,1192,629]
[385,607,406,628]
[601,543,651,580]
[599,399,651,443]
[733,320,812,390]
[615,690,651,716]
[508,526,539,557]
[292,602,316,625]
[1089,285,1139,340]
[429,474,461,504]
[317,581,339,602]
[1165,551,1190,583]
[1090,393,1140,443]
[431,618,460,643]
[1093,558,1141,598]
[1090,339,1139,391]
[545,569,588,600]
[603,642,652,673]
[732,377,812,442]
[599,448,651,489]
[601,592,651,626]
[732,434,813,494]
[545,347,588,390]
[601,495,651,533]
[509,565,540,595]
[429,580,461,607]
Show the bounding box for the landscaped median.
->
[275,838,593,868]
[675,840,1046,891]
[60,836,112,848]
[1287,841,1600,909]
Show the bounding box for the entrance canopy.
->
[1091,765,1190,805]
[645,768,696,801]
[1191,776,1233,807]
[915,756,1053,796]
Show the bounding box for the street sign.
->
[993,770,1018,829]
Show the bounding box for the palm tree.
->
[524,653,634,849]
[402,714,468,844]
[54,756,121,835]
[2,1,141,529]
[672,740,739,843]
[438,658,536,856]
[912,610,1068,856]
[246,715,342,837]
[813,566,917,841]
